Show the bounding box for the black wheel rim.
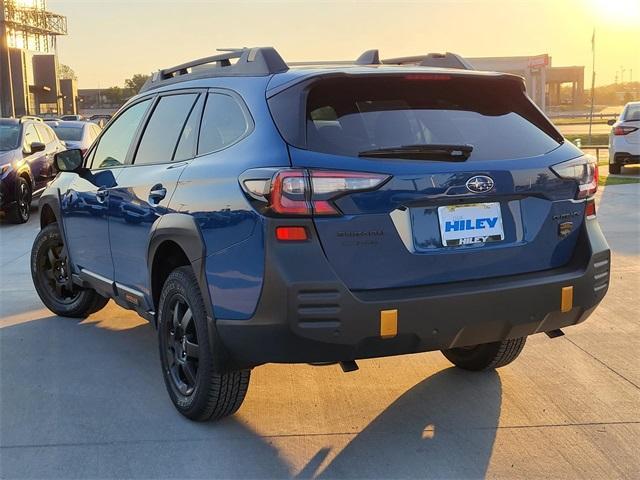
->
[37,242,81,304]
[164,296,200,396]
[18,182,30,220]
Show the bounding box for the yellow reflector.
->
[380,309,398,339]
[561,286,573,313]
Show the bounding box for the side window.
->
[133,93,198,165]
[23,124,41,151]
[37,124,55,144]
[197,93,250,155]
[91,99,151,169]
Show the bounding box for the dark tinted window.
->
[198,93,249,155]
[91,99,151,169]
[174,95,204,162]
[51,125,83,141]
[270,75,563,161]
[134,93,198,165]
[0,124,21,151]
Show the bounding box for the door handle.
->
[96,188,109,203]
[149,184,167,203]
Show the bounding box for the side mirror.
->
[607,119,616,126]
[55,149,84,173]
[26,141,46,155]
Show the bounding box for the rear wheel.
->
[441,337,526,371]
[31,223,109,318]
[609,162,621,175]
[158,266,250,421]
[7,176,31,224]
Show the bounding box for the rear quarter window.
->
[197,92,251,155]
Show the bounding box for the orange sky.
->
[47,0,640,89]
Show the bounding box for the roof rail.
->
[140,47,288,93]
[383,52,472,70]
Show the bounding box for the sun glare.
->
[590,0,640,26]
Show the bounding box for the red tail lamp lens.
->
[275,226,308,241]
[585,199,596,217]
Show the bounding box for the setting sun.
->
[590,0,640,25]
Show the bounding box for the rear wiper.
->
[358,144,473,161]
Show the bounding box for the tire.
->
[6,176,31,224]
[609,163,621,175]
[31,223,109,318]
[157,266,250,421]
[441,337,526,371]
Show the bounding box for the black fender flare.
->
[147,213,234,370]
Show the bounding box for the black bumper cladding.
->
[217,217,610,368]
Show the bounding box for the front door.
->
[61,98,152,279]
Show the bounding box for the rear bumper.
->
[612,152,640,164]
[216,217,610,368]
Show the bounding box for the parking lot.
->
[0,182,639,479]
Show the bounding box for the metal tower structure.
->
[0,0,67,117]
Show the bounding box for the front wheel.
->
[31,223,109,318]
[158,266,250,421]
[441,337,526,371]
[7,176,31,224]
[609,163,621,175]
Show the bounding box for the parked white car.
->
[608,101,640,174]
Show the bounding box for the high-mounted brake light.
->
[242,168,390,217]
[613,126,639,136]
[551,155,598,199]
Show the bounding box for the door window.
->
[90,99,151,169]
[173,95,204,162]
[134,93,199,165]
[198,93,250,155]
[23,124,41,152]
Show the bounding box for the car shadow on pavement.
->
[314,368,502,479]
[0,312,292,478]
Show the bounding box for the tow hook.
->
[546,329,565,339]
[339,360,359,372]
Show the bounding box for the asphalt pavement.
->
[0,183,639,479]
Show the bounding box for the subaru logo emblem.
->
[466,175,494,194]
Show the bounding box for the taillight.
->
[242,168,390,217]
[551,155,598,199]
[613,126,639,136]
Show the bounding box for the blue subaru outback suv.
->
[31,47,610,421]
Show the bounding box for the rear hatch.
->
[268,72,588,290]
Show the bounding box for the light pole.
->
[0,0,16,117]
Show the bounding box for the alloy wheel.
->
[164,296,200,396]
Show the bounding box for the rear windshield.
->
[52,125,83,141]
[0,124,21,151]
[622,104,640,121]
[269,74,563,161]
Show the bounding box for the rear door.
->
[269,73,584,290]
[108,90,204,296]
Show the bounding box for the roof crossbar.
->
[141,47,288,92]
[383,52,472,70]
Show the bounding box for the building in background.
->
[466,54,585,111]
[0,0,75,117]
